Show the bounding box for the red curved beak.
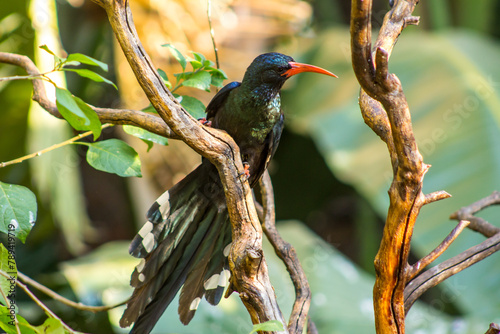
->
[283,62,338,78]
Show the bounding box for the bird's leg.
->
[240,162,251,179]
[198,117,212,127]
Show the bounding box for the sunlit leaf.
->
[63,68,117,89]
[179,95,206,119]
[182,71,211,92]
[79,139,142,177]
[123,125,168,152]
[55,87,102,140]
[157,68,171,89]
[0,182,36,243]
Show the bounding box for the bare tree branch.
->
[259,171,314,334]
[404,232,500,312]
[351,0,423,332]
[405,191,500,312]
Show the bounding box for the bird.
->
[119,52,337,333]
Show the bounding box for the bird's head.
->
[242,52,337,92]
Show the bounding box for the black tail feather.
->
[120,162,233,333]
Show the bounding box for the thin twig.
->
[424,190,452,205]
[407,220,469,281]
[259,171,312,334]
[0,124,113,168]
[207,0,219,70]
[0,270,76,333]
[17,272,128,313]
[450,191,500,237]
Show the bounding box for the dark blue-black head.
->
[242,52,337,92]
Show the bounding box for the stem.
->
[207,0,220,70]
[17,272,128,312]
[0,124,113,168]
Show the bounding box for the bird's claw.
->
[198,118,212,127]
[240,162,251,180]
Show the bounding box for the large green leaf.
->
[284,29,500,322]
[62,68,117,89]
[0,182,36,243]
[79,139,142,177]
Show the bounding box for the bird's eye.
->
[277,66,288,74]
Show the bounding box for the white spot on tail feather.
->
[136,258,146,272]
[138,273,145,282]
[218,269,231,287]
[204,274,220,290]
[142,232,155,253]
[138,221,153,238]
[156,191,171,219]
[189,297,201,310]
[223,243,232,257]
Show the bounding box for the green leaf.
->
[62,68,117,89]
[123,125,168,152]
[55,87,102,140]
[191,51,206,64]
[66,53,109,71]
[39,45,63,69]
[39,44,58,58]
[141,104,157,114]
[209,69,227,87]
[162,44,187,71]
[179,95,206,119]
[0,182,36,243]
[157,68,171,89]
[174,71,193,81]
[249,320,284,334]
[0,244,17,308]
[80,139,142,177]
[182,71,212,92]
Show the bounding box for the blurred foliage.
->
[1,0,500,333]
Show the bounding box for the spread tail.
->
[120,162,232,333]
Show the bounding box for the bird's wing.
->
[251,113,284,187]
[206,81,241,119]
